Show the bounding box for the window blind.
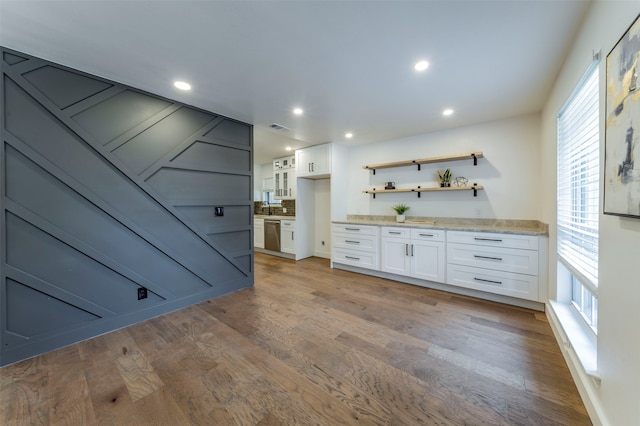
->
[557,63,599,291]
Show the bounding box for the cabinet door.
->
[254,219,264,249]
[310,144,331,175]
[274,171,282,199]
[381,237,410,275]
[296,148,314,177]
[410,240,445,282]
[281,220,296,254]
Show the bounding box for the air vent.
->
[269,123,290,131]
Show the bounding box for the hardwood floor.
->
[1,253,591,425]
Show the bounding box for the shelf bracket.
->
[472,153,478,166]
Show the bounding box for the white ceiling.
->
[0,0,591,164]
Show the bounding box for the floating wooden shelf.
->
[363,152,483,174]
[363,185,484,198]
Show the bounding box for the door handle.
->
[405,244,409,256]
[419,233,434,237]
[292,232,294,240]
[474,255,503,261]
[474,277,503,285]
[474,237,503,242]
[345,240,360,244]
[411,244,414,257]
[345,256,360,260]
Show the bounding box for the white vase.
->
[396,214,405,223]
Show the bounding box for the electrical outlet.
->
[137,287,148,300]
[282,207,287,213]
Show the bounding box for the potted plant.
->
[392,204,410,223]
[437,168,451,187]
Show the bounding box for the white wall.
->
[540,1,640,424]
[342,114,541,219]
[313,179,331,258]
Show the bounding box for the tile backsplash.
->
[254,199,295,216]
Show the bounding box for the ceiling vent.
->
[268,123,290,131]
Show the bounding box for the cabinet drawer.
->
[447,231,538,250]
[333,249,379,270]
[381,226,410,239]
[447,243,538,275]
[333,233,378,253]
[281,220,295,229]
[410,228,445,242]
[333,224,379,236]
[446,264,539,301]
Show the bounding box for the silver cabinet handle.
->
[389,231,402,235]
[474,237,503,242]
[411,244,414,257]
[345,256,360,260]
[419,233,434,237]
[345,240,360,244]
[345,227,360,231]
[291,232,294,240]
[474,277,503,285]
[474,255,503,261]
[405,244,409,256]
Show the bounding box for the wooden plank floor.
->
[1,253,591,425]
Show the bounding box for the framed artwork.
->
[604,14,640,218]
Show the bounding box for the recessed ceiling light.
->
[174,81,191,91]
[293,107,304,115]
[345,132,353,139]
[443,108,454,116]
[285,146,292,151]
[414,60,429,71]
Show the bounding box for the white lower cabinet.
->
[446,231,540,301]
[332,224,380,270]
[281,219,295,254]
[380,227,445,283]
[254,218,264,249]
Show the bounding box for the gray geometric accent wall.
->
[0,48,254,366]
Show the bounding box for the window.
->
[557,62,599,333]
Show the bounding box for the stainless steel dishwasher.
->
[264,219,281,252]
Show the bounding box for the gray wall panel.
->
[1,47,254,366]
[170,141,251,172]
[6,278,100,338]
[113,107,214,175]
[23,65,113,109]
[72,90,172,144]
[204,119,251,146]
[147,168,251,203]
[5,145,211,296]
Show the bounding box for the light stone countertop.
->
[254,215,296,220]
[333,215,548,236]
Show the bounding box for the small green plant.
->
[392,204,410,215]
[437,168,451,185]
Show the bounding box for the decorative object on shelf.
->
[392,204,410,223]
[604,14,640,218]
[437,169,451,187]
[453,176,469,187]
[385,181,396,190]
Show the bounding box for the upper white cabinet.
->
[296,144,332,178]
[274,169,296,199]
[273,155,295,170]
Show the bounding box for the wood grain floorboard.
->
[0,253,591,425]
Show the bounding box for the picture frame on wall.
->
[604,14,640,218]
